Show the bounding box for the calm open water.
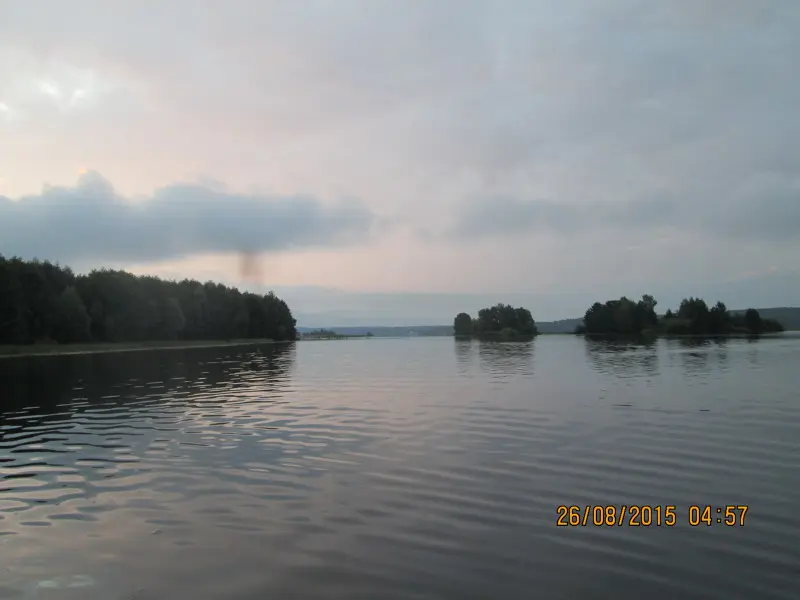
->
[1,335,799,599]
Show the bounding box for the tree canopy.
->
[0,255,297,345]
[453,303,538,338]
[662,299,781,335]
[576,293,783,336]
[579,295,658,336]
[453,312,473,336]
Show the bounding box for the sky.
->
[1,0,798,325]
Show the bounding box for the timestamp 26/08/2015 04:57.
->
[556,505,749,527]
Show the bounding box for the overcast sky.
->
[1,1,798,324]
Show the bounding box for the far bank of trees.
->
[579,295,659,336]
[0,255,297,345]
[574,295,784,337]
[453,303,538,339]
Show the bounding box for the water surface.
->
[1,336,799,599]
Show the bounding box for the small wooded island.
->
[453,303,538,339]
[0,255,297,351]
[574,295,784,337]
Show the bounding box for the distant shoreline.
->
[662,332,789,339]
[0,339,278,358]
[580,331,791,341]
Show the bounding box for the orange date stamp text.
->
[556,505,749,527]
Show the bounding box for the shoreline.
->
[0,338,279,359]
[662,332,788,338]
[579,331,789,341]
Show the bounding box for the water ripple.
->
[0,337,798,599]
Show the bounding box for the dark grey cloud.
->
[0,172,376,263]
[449,181,800,242]
[1,0,798,299]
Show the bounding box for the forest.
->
[575,295,784,337]
[453,303,538,338]
[0,255,297,345]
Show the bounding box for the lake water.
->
[1,335,799,599]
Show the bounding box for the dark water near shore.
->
[1,335,799,599]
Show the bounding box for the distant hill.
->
[296,307,800,336]
[296,325,452,337]
[728,307,800,331]
[297,320,584,336]
[535,318,584,334]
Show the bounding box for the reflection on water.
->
[0,343,295,415]
[584,338,659,379]
[662,337,741,379]
[677,338,712,377]
[0,336,799,600]
[711,338,729,370]
[453,338,476,375]
[0,343,297,597]
[454,339,534,380]
[476,340,534,379]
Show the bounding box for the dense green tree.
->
[580,294,784,337]
[677,297,709,333]
[665,298,780,335]
[453,303,538,338]
[744,308,761,332]
[161,297,186,339]
[0,255,297,346]
[51,286,91,343]
[0,257,29,344]
[640,294,658,319]
[708,301,731,334]
[581,295,658,336]
[453,312,473,336]
[513,307,538,335]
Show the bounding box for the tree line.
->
[0,255,297,345]
[575,295,784,336]
[453,303,538,338]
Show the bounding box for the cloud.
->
[0,0,798,309]
[0,171,376,264]
[448,174,800,242]
[273,269,800,325]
